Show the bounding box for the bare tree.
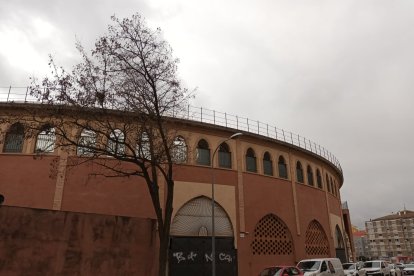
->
[24,13,191,276]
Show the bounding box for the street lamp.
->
[211,132,242,276]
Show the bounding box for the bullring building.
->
[0,91,353,276]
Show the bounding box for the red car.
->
[259,266,304,276]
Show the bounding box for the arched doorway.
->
[169,196,237,276]
[335,225,347,262]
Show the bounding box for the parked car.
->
[403,264,414,275]
[360,260,391,276]
[343,262,366,276]
[297,258,345,276]
[396,264,405,271]
[388,264,402,276]
[259,266,304,276]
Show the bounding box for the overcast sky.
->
[1,0,413,228]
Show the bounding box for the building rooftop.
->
[372,210,414,221]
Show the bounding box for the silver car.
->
[343,263,366,276]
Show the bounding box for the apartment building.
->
[366,210,414,259]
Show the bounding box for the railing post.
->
[225,113,227,128]
[290,132,293,144]
[213,110,215,125]
[298,134,300,146]
[24,86,28,102]
[266,124,269,136]
[304,137,306,150]
[7,86,11,102]
[257,121,259,134]
[247,118,249,132]
[201,107,203,122]
[188,104,190,119]
[282,129,285,142]
[275,127,277,140]
[236,116,238,129]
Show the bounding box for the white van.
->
[298,258,345,276]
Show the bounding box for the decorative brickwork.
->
[251,214,293,255]
[305,220,329,256]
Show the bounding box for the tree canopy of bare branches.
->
[24,13,192,276]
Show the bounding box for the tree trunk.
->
[158,230,169,276]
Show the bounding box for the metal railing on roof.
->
[0,86,342,173]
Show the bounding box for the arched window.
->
[196,139,210,166]
[218,142,231,168]
[136,131,151,160]
[335,181,339,197]
[77,129,97,156]
[3,122,24,153]
[335,225,345,249]
[35,125,56,153]
[330,177,334,194]
[316,169,322,189]
[263,152,273,176]
[296,161,304,183]
[171,136,187,163]
[278,156,288,179]
[307,165,314,186]
[326,174,330,192]
[246,148,257,172]
[107,129,125,156]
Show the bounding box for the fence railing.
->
[0,86,342,173]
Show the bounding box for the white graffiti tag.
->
[173,252,185,263]
[219,253,233,263]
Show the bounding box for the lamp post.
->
[211,132,242,276]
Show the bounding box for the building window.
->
[218,142,231,168]
[263,152,273,176]
[307,165,314,186]
[136,131,151,160]
[171,136,187,163]
[35,125,56,153]
[196,139,210,166]
[326,174,331,192]
[3,122,24,153]
[77,129,97,156]
[296,161,304,183]
[278,156,288,179]
[316,169,322,189]
[246,148,257,172]
[330,177,334,194]
[107,129,125,156]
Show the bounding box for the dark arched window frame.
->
[77,129,97,156]
[35,125,56,153]
[278,156,288,179]
[218,142,231,168]
[307,165,314,186]
[171,136,187,163]
[3,122,24,153]
[196,139,210,166]
[316,169,322,189]
[246,148,257,172]
[296,161,304,183]
[107,129,125,156]
[326,174,330,192]
[330,177,334,194]
[263,152,273,176]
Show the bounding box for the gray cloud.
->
[1,0,413,228]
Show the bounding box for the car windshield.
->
[406,265,414,269]
[343,264,356,270]
[260,267,283,276]
[298,261,321,272]
[364,262,380,268]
